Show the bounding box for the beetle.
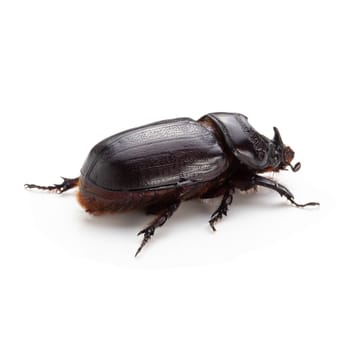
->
[25,112,319,256]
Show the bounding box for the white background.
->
[1,0,349,349]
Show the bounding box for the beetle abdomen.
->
[77,177,182,213]
[81,118,229,191]
[77,176,218,214]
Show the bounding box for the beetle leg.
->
[24,177,79,194]
[209,188,234,231]
[252,175,319,207]
[135,202,180,257]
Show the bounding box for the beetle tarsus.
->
[287,197,320,208]
[24,177,79,194]
[209,189,234,231]
[135,202,180,257]
[135,228,155,257]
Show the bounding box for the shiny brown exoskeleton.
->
[25,112,319,256]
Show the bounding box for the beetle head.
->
[271,127,301,172]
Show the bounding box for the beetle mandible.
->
[25,112,319,256]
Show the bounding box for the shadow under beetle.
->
[25,112,319,256]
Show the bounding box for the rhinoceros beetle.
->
[25,112,319,256]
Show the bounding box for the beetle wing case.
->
[200,113,270,170]
[81,118,230,191]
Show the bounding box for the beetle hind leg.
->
[25,177,79,194]
[209,188,234,231]
[135,202,180,257]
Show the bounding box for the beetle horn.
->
[273,127,283,146]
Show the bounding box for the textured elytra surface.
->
[81,118,229,191]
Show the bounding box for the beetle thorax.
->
[235,117,269,162]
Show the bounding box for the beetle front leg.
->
[209,188,234,231]
[252,175,319,208]
[135,201,180,257]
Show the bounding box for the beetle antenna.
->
[289,162,301,172]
